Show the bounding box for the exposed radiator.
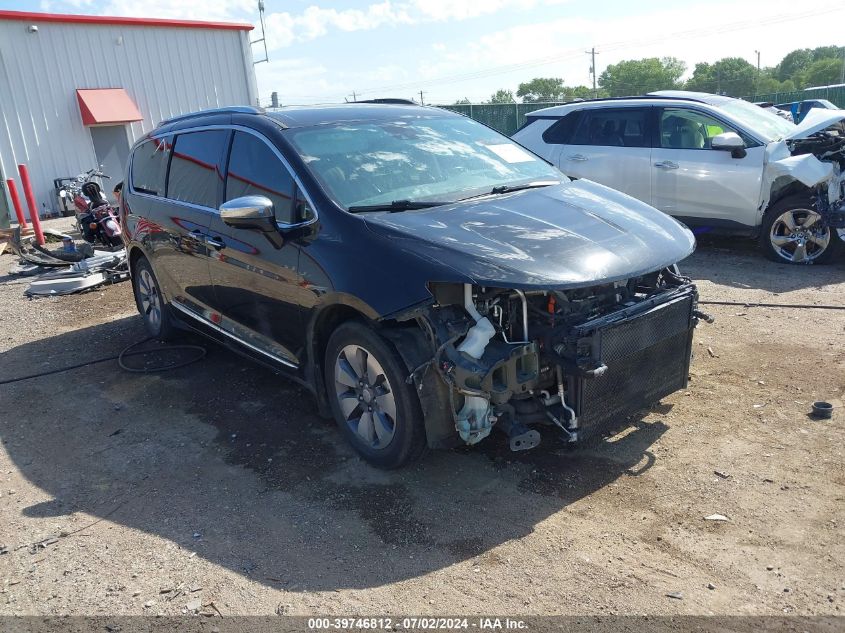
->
[575,293,695,431]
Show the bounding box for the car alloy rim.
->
[769,208,830,263]
[137,269,162,332]
[334,344,397,450]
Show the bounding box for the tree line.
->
[453,46,844,104]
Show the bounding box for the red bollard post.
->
[5,179,28,229]
[17,164,44,245]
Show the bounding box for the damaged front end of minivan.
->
[387,272,705,452]
[368,181,709,453]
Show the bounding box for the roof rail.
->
[355,98,418,105]
[524,93,712,114]
[161,106,264,125]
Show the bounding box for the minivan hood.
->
[363,180,695,289]
[784,107,845,140]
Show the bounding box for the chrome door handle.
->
[567,154,588,162]
[204,235,226,250]
[654,161,679,169]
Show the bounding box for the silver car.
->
[513,90,845,264]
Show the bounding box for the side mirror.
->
[220,195,276,232]
[711,132,746,158]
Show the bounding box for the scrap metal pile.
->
[6,226,128,297]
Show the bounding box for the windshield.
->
[717,98,795,142]
[286,115,564,210]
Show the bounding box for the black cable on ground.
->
[0,354,119,386]
[0,337,207,386]
[699,300,845,311]
[117,337,206,373]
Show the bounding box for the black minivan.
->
[122,103,701,468]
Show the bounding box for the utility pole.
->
[586,47,598,97]
[419,91,425,105]
[348,91,358,102]
[754,50,761,96]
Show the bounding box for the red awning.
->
[76,88,143,126]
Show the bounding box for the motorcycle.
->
[58,168,123,249]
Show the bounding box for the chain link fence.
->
[438,88,844,137]
[439,102,569,136]
[746,85,845,107]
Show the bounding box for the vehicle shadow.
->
[681,233,845,293]
[1,316,667,591]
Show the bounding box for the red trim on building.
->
[0,10,253,31]
[77,89,143,125]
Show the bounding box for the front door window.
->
[659,109,736,150]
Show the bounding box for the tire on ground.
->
[324,321,427,469]
[760,194,842,265]
[132,256,177,341]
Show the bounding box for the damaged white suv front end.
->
[759,108,845,264]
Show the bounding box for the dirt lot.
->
[0,231,843,618]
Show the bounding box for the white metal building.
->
[0,10,258,225]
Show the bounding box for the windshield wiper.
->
[347,200,448,213]
[458,181,560,202]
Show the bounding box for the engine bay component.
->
[425,267,699,452]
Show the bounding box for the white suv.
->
[513,91,845,264]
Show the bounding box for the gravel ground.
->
[0,230,843,618]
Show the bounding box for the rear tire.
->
[760,195,841,264]
[324,321,427,469]
[132,257,176,341]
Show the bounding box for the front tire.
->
[760,195,841,264]
[324,321,427,469]
[132,257,176,341]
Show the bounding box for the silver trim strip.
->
[169,300,299,369]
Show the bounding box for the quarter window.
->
[167,130,228,208]
[542,111,582,144]
[570,108,649,147]
[131,137,171,196]
[225,131,295,224]
[660,108,738,150]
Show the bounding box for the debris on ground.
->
[186,598,202,612]
[666,591,684,600]
[6,226,128,296]
[704,514,730,521]
[714,470,730,479]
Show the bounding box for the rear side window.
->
[542,111,582,144]
[131,137,171,196]
[167,130,228,208]
[225,131,295,224]
[571,108,649,148]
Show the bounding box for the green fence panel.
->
[440,102,568,136]
[443,89,845,137]
[748,86,845,108]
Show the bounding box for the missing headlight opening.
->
[418,269,710,453]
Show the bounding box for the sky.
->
[4,0,844,105]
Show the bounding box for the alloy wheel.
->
[769,208,831,264]
[334,344,397,449]
[137,268,162,332]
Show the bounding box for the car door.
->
[136,130,227,312]
[206,129,315,368]
[650,107,765,229]
[556,106,653,203]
